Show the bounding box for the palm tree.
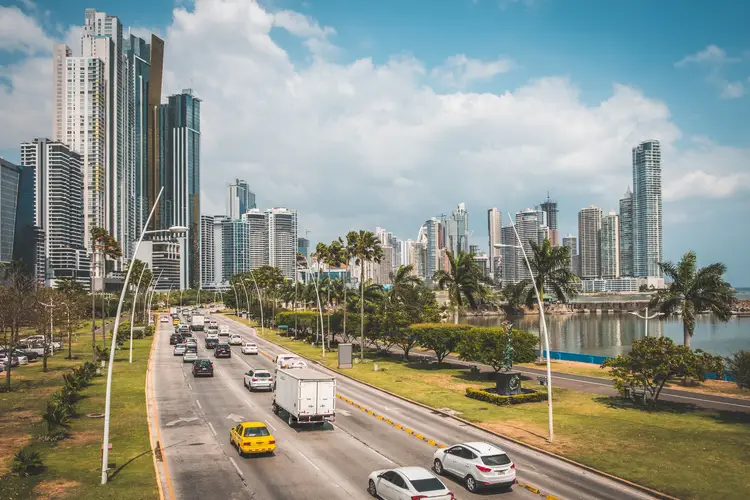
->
[328,238,350,338]
[523,239,578,352]
[347,230,383,360]
[389,264,422,301]
[433,250,488,324]
[650,251,735,347]
[89,227,121,355]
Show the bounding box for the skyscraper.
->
[632,140,663,278]
[562,234,578,275]
[500,226,516,283]
[515,208,538,281]
[200,215,214,288]
[578,205,602,279]
[227,179,256,219]
[618,187,634,277]
[159,89,201,289]
[540,194,559,246]
[21,139,88,285]
[423,218,441,280]
[442,203,469,256]
[487,208,501,276]
[600,212,620,279]
[266,208,298,280]
[244,209,268,270]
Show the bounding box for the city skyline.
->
[1,1,748,284]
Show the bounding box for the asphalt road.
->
[152,315,660,500]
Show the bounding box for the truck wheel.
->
[288,414,294,427]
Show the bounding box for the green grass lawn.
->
[229,315,750,500]
[0,321,158,500]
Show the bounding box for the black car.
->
[205,338,219,349]
[192,359,214,377]
[214,344,231,358]
[170,334,182,345]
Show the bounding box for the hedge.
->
[465,387,548,406]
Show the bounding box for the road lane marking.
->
[228,457,244,477]
[264,420,277,431]
[187,382,192,390]
[338,409,351,417]
[208,422,217,437]
[298,451,320,471]
[196,399,202,409]
[147,328,176,500]
[244,399,253,409]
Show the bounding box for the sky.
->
[1,0,749,284]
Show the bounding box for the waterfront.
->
[463,313,750,357]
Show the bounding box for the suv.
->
[192,359,214,377]
[205,338,219,349]
[433,442,516,492]
[214,344,231,358]
[170,334,182,345]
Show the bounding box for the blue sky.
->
[1,0,749,284]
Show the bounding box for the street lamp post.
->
[146,270,164,325]
[129,265,148,364]
[101,185,187,485]
[245,270,265,337]
[629,306,664,337]
[239,279,251,316]
[231,282,240,316]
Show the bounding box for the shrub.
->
[41,402,71,441]
[457,326,537,371]
[11,449,43,477]
[726,350,750,390]
[408,323,473,362]
[466,387,547,406]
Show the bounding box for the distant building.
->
[515,208,539,281]
[487,208,502,276]
[297,237,309,263]
[578,205,602,279]
[562,234,577,274]
[539,194,559,246]
[0,159,36,273]
[618,187,634,277]
[632,140,663,277]
[266,208,298,280]
[500,226,517,284]
[442,202,469,256]
[227,179,256,220]
[600,212,620,279]
[423,218,442,280]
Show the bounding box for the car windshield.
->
[408,477,445,492]
[245,344,256,348]
[243,426,270,437]
[197,360,212,367]
[218,344,229,348]
[481,454,512,466]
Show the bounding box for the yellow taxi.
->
[229,422,276,456]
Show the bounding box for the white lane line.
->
[208,422,217,437]
[298,451,320,471]
[196,399,202,409]
[365,443,396,465]
[244,399,253,409]
[228,457,244,477]
[264,420,276,432]
[187,382,192,390]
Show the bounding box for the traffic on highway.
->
[152,308,657,500]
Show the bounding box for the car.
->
[173,344,187,356]
[160,316,169,323]
[367,467,454,500]
[214,344,231,358]
[206,332,219,340]
[205,338,219,349]
[6,348,39,362]
[169,334,182,345]
[433,442,516,492]
[185,340,198,350]
[241,342,258,355]
[192,358,214,377]
[183,351,198,363]
[229,334,243,346]
[274,354,307,370]
[219,325,230,335]
[243,369,274,391]
[229,422,276,456]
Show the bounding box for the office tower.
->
[540,194,559,246]
[200,215,214,288]
[578,205,602,279]
[537,225,550,245]
[469,244,480,255]
[227,179,256,219]
[600,212,620,279]
[21,139,88,285]
[632,140,663,277]
[244,209,269,269]
[159,89,201,289]
[423,218,441,280]
[0,159,36,273]
[500,226,516,283]
[0,159,22,264]
[297,237,309,263]
[52,45,71,142]
[374,226,395,284]
[618,187,634,277]
[222,220,250,282]
[266,208,298,280]
[515,208,538,281]
[487,208,502,276]
[442,202,469,256]
[562,234,578,274]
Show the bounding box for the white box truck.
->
[190,314,205,331]
[272,368,336,427]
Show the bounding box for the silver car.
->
[243,369,274,391]
[173,344,187,356]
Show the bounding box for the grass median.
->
[0,324,158,500]
[226,315,750,500]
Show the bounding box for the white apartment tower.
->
[515,208,539,281]
[600,212,620,279]
[487,208,502,276]
[267,208,298,280]
[618,187,634,277]
[578,205,602,279]
[632,140,663,278]
[244,209,269,269]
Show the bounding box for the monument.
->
[495,330,522,395]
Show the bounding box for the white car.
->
[243,369,274,391]
[368,467,454,500]
[241,342,258,355]
[160,316,169,323]
[219,325,230,335]
[183,351,198,363]
[173,344,187,356]
[206,332,219,340]
[274,355,307,370]
[229,334,243,346]
[433,442,516,492]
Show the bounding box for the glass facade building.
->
[632,140,663,278]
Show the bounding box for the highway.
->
[151,313,661,500]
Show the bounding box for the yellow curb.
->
[523,484,540,494]
[367,410,375,415]
[394,424,403,429]
[404,429,414,434]
[376,415,384,420]
[360,407,367,412]
[415,434,425,440]
[384,418,393,425]
[427,439,437,446]
[546,495,561,500]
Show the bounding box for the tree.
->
[328,238,351,334]
[602,337,710,402]
[409,323,473,363]
[726,351,750,391]
[457,326,537,372]
[0,264,37,391]
[433,250,489,324]
[56,279,85,359]
[523,239,578,353]
[347,230,384,360]
[649,251,735,347]
[501,281,527,314]
[89,227,121,356]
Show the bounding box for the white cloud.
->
[675,44,746,99]
[0,6,54,55]
[1,0,748,248]
[430,54,513,88]
[273,10,334,39]
[720,81,745,99]
[675,45,741,67]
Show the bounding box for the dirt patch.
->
[32,479,82,499]
[58,430,99,448]
[481,420,574,455]
[664,379,750,400]
[0,409,36,473]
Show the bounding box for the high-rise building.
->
[515,208,539,281]
[562,234,578,274]
[423,218,442,280]
[618,187,634,277]
[578,205,602,279]
[267,208,298,280]
[244,209,269,270]
[487,208,502,276]
[297,237,309,264]
[159,89,201,289]
[500,226,516,283]
[632,140,663,278]
[227,179,256,220]
[21,139,88,285]
[221,219,250,282]
[200,215,214,288]
[600,212,620,279]
[469,244,480,255]
[0,159,36,273]
[442,203,469,256]
[540,194,559,246]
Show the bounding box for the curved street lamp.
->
[245,270,265,337]
[129,265,148,364]
[629,306,664,337]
